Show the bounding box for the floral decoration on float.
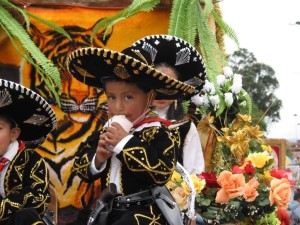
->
[167,67,292,225]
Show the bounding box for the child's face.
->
[105,81,152,123]
[153,66,176,110]
[0,119,20,156]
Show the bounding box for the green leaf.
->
[0,7,62,106]
[91,0,160,42]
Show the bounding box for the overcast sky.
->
[219,0,300,142]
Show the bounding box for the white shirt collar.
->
[155,106,169,120]
[2,140,19,161]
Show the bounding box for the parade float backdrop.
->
[0,2,170,224]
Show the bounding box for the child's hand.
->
[95,134,113,169]
[104,122,129,147]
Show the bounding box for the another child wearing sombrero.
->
[132,34,206,175]
[67,45,195,225]
[0,79,56,225]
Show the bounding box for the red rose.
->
[244,162,255,174]
[270,169,295,185]
[232,165,243,174]
[199,172,220,188]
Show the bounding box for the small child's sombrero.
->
[131,34,207,93]
[0,79,57,147]
[66,46,196,100]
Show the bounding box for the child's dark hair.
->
[154,62,185,120]
[101,76,151,94]
[0,114,18,128]
[166,99,185,120]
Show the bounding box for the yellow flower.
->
[259,170,273,181]
[190,174,206,194]
[217,134,231,144]
[197,113,217,133]
[247,152,273,168]
[170,171,181,183]
[236,113,252,124]
[228,130,250,159]
[166,180,176,190]
[244,125,264,143]
[261,144,272,153]
[181,181,190,195]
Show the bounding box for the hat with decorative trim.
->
[131,34,207,94]
[0,79,57,147]
[66,46,196,100]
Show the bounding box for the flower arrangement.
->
[191,66,252,128]
[175,67,292,224]
[166,171,206,211]
[195,113,292,224]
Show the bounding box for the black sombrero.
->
[0,79,57,147]
[131,34,207,93]
[66,46,196,100]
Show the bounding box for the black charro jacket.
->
[73,122,177,195]
[0,147,50,224]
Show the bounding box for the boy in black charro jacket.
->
[67,45,196,225]
[0,79,56,225]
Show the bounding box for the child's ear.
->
[11,127,21,141]
[148,90,156,103]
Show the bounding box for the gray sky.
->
[219,0,300,142]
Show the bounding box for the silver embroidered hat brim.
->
[131,34,207,93]
[66,47,196,100]
[0,79,57,147]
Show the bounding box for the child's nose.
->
[115,100,124,113]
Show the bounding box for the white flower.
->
[191,94,205,106]
[223,66,233,78]
[231,74,243,94]
[231,82,242,94]
[216,74,226,87]
[209,95,220,106]
[203,95,210,107]
[224,92,234,107]
[203,80,215,94]
[233,73,243,84]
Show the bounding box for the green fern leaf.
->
[169,0,190,36]
[240,89,252,114]
[183,2,197,45]
[212,9,240,48]
[25,11,72,41]
[1,0,31,29]
[0,22,61,105]
[0,7,62,106]
[91,0,160,42]
[201,0,214,19]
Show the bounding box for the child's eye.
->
[107,95,115,101]
[125,96,133,100]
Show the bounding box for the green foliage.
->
[229,48,282,123]
[90,0,160,42]
[89,0,239,93]
[251,211,280,225]
[286,148,293,158]
[0,0,72,106]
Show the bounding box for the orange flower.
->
[243,178,259,202]
[215,171,245,203]
[269,178,291,209]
